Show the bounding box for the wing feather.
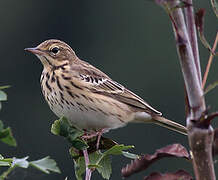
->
[72,59,161,115]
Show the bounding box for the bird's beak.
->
[24,47,44,55]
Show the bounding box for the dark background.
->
[0,0,217,179]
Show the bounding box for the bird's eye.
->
[50,46,60,54]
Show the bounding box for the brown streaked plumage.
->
[25,39,187,135]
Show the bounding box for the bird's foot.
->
[82,129,107,150]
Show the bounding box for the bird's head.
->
[25,39,77,69]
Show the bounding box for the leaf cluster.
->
[0,86,60,179]
[51,116,138,180]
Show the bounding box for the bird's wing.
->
[72,60,162,115]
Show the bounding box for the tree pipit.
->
[25,39,187,147]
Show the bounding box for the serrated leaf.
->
[69,138,88,150]
[51,117,87,151]
[122,151,139,159]
[204,81,218,94]
[59,117,72,137]
[0,91,7,101]
[103,145,134,156]
[61,117,83,139]
[12,157,29,168]
[0,127,17,147]
[51,120,61,135]
[97,155,112,180]
[89,151,102,163]
[73,145,134,180]
[30,156,61,174]
[122,144,189,178]
[89,146,133,180]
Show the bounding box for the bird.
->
[25,39,187,140]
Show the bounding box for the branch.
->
[166,1,215,179]
[169,1,206,120]
[184,0,202,85]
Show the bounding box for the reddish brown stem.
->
[83,149,92,180]
[202,32,218,89]
[167,0,215,179]
[184,0,202,84]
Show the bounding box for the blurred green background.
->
[0,0,217,179]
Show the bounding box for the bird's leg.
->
[82,129,107,149]
[96,129,105,149]
[82,131,99,139]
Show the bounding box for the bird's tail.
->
[151,115,187,135]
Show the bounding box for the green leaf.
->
[122,151,139,159]
[0,160,11,166]
[0,158,12,167]
[96,155,112,180]
[69,147,79,158]
[69,138,88,151]
[88,164,102,169]
[0,86,10,90]
[0,120,4,131]
[0,127,17,147]
[74,152,102,180]
[0,91,7,101]
[94,145,134,179]
[74,157,86,180]
[51,117,83,138]
[103,145,134,156]
[30,156,61,174]
[60,117,83,138]
[89,151,102,164]
[73,145,135,180]
[87,151,112,179]
[51,117,87,150]
[51,120,61,135]
[59,117,71,137]
[204,81,218,94]
[12,157,29,168]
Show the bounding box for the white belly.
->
[52,102,126,130]
[45,91,127,131]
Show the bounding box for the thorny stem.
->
[202,32,218,89]
[83,149,92,180]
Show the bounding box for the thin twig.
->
[83,149,92,180]
[202,32,218,89]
